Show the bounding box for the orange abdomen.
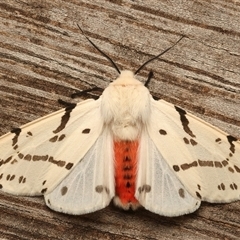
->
[114,140,139,207]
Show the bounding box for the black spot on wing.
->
[218,183,225,190]
[95,185,110,194]
[61,186,68,196]
[138,184,151,193]
[180,161,198,170]
[144,185,151,192]
[65,163,74,170]
[49,134,66,142]
[18,153,24,159]
[11,159,18,164]
[24,154,32,161]
[178,188,185,198]
[26,131,33,137]
[33,155,48,161]
[11,128,21,135]
[6,174,15,181]
[196,191,202,199]
[230,183,238,190]
[222,160,228,167]
[105,187,110,194]
[174,106,196,138]
[227,135,238,154]
[58,134,66,141]
[19,176,26,184]
[19,176,23,183]
[0,156,13,167]
[173,165,180,172]
[11,128,21,147]
[190,139,197,146]
[82,128,91,134]
[159,129,167,135]
[183,137,198,146]
[53,103,76,134]
[214,161,222,168]
[198,160,214,167]
[13,145,18,150]
[41,188,47,194]
[0,184,2,189]
[234,165,240,173]
[48,156,66,167]
[95,185,104,193]
[49,136,58,142]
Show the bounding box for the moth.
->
[0,26,240,217]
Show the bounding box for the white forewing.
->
[136,130,201,217]
[147,98,240,203]
[0,99,103,195]
[45,128,115,214]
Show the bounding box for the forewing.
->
[135,130,200,217]
[147,99,240,203]
[44,128,115,215]
[0,99,103,195]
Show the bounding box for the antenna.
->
[77,24,121,74]
[134,36,184,75]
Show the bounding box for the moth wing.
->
[147,99,240,203]
[0,99,103,195]
[135,130,201,217]
[44,128,115,215]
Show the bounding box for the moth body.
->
[101,70,151,209]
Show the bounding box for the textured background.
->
[0,0,240,239]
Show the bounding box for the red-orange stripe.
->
[114,140,139,206]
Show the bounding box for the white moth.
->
[0,28,240,217]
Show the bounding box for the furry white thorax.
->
[101,70,151,141]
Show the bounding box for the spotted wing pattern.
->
[147,98,240,203]
[136,130,201,217]
[44,128,115,214]
[0,99,103,195]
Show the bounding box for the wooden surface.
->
[0,0,240,239]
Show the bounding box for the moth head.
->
[111,70,143,86]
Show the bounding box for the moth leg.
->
[144,71,153,87]
[71,87,103,99]
[58,87,103,107]
[58,99,76,108]
[144,71,160,100]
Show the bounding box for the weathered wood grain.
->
[0,0,240,239]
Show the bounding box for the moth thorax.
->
[111,120,143,141]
